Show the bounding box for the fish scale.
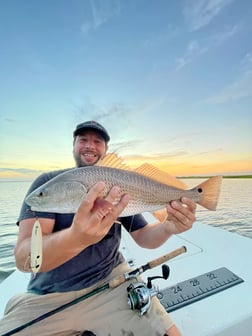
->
[25,165,222,216]
[72,167,170,216]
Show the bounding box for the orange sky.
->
[1,154,251,179]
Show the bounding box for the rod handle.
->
[109,274,126,288]
[148,246,187,269]
[109,246,187,288]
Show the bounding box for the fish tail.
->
[196,176,222,211]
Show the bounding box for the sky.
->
[0,0,252,178]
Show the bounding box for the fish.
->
[25,153,222,218]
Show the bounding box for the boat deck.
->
[1,222,252,335]
[121,221,252,336]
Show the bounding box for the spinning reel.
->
[127,264,170,315]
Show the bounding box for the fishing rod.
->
[3,245,187,336]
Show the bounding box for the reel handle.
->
[147,264,170,288]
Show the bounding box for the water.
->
[185,177,252,238]
[0,179,31,281]
[0,178,252,283]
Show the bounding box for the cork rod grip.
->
[109,274,126,288]
[148,245,187,269]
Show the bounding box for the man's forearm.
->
[131,221,173,249]
[15,227,87,273]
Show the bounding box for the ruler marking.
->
[159,267,244,313]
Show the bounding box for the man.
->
[0,121,196,335]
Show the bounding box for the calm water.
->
[0,178,252,283]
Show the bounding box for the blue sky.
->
[0,0,252,177]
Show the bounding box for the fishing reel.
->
[127,264,170,315]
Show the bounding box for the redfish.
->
[25,153,222,217]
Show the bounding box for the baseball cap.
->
[73,120,110,142]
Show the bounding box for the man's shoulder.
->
[31,168,75,190]
[37,168,74,182]
[43,168,74,179]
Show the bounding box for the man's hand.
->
[164,197,196,234]
[71,182,130,247]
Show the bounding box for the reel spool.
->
[127,264,170,315]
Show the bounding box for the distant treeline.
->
[222,175,252,179]
[178,175,252,179]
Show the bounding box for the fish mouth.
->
[25,192,37,206]
[25,197,36,208]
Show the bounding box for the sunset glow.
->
[1,1,251,179]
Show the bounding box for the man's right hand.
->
[70,182,130,247]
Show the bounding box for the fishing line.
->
[128,215,135,233]
[23,254,31,272]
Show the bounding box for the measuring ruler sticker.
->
[158,267,244,312]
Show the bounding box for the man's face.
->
[73,130,108,167]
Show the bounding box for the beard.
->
[73,153,100,167]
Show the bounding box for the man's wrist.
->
[163,220,173,236]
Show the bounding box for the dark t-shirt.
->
[18,169,148,294]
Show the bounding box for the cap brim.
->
[73,126,110,142]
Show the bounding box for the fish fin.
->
[152,208,168,223]
[97,153,186,189]
[97,153,131,170]
[30,219,43,273]
[134,163,186,189]
[196,176,222,211]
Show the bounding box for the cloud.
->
[111,140,141,153]
[0,168,41,174]
[0,167,43,179]
[175,40,207,70]
[175,24,241,70]
[204,69,252,104]
[3,118,16,123]
[210,24,242,45]
[124,151,189,161]
[73,99,133,125]
[81,0,121,34]
[183,0,234,31]
[241,52,252,67]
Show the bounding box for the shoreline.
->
[1,175,252,182]
[178,175,252,179]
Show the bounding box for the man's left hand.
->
[164,197,196,234]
